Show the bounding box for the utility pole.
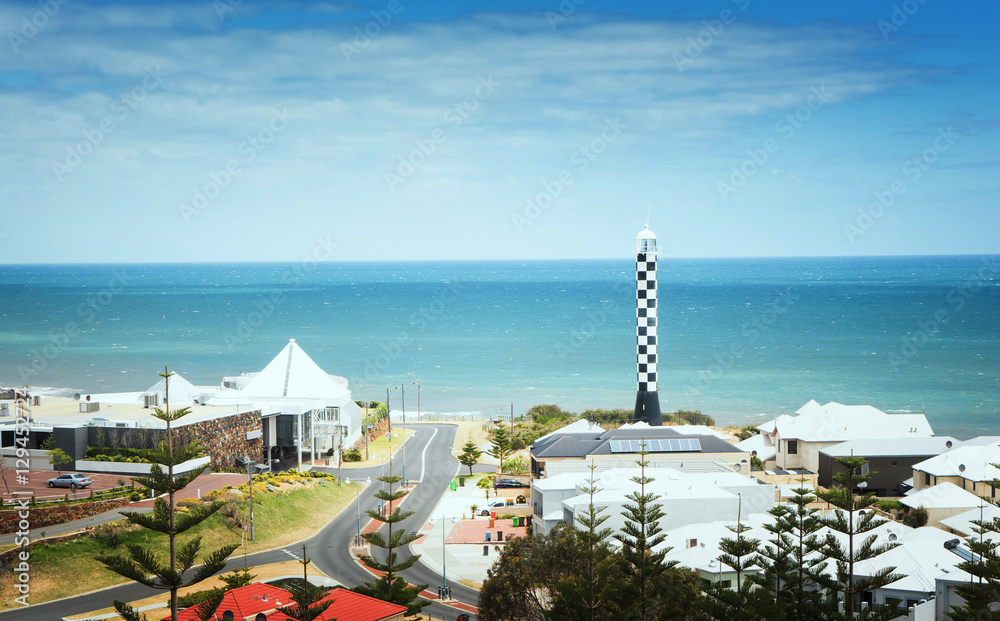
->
[245,454,255,542]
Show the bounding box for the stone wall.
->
[351,416,390,451]
[0,497,131,535]
[184,409,263,471]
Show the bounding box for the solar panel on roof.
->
[609,437,703,453]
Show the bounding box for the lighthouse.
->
[633,224,663,426]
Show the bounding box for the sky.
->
[0,0,998,263]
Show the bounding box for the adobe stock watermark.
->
[362,280,463,380]
[684,288,799,399]
[52,64,169,182]
[223,235,340,352]
[545,0,585,29]
[512,116,627,232]
[17,271,130,383]
[877,0,930,41]
[13,388,32,606]
[213,0,242,21]
[843,127,956,244]
[7,0,69,54]
[340,0,412,61]
[178,107,294,223]
[717,85,831,203]
[673,0,752,72]
[384,75,499,192]
[887,255,998,372]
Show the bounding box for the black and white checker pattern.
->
[636,253,658,392]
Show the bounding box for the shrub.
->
[874,500,904,513]
[129,491,143,502]
[177,498,202,509]
[342,449,362,462]
[901,507,929,528]
[178,587,223,608]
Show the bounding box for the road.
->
[0,424,480,621]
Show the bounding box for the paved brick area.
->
[1,470,135,502]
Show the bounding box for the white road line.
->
[418,426,439,483]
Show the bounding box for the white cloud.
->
[0,3,963,261]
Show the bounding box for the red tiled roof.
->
[170,583,291,621]
[265,587,407,621]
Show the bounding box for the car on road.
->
[47,473,93,489]
[493,478,529,489]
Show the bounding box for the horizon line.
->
[0,252,996,267]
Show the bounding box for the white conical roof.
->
[238,339,350,401]
[145,372,199,403]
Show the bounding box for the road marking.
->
[418,426,438,483]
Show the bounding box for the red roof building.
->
[167,583,406,621]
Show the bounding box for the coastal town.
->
[0,227,996,620]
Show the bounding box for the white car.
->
[480,497,526,516]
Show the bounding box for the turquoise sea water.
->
[0,256,997,439]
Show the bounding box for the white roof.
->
[940,503,1000,539]
[757,401,934,443]
[144,372,202,404]
[912,437,1000,480]
[537,418,603,441]
[821,436,957,458]
[901,482,988,511]
[211,339,351,405]
[736,434,775,462]
[669,425,731,440]
[854,539,970,593]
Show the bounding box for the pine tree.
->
[488,424,513,471]
[818,456,903,620]
[946,472,1000,620]
[354,463,430,617]
[701,497,773,621]
[552,462,623,621]
[752,482,834,620]
[615,441,672,621]
[97,368,237,621]
[458,435,482,476]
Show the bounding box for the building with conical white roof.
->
[210,339,363,470]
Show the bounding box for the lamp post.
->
[345,476,371,547]
[430,514,458,600]
[400,382,406,487]
[408,373,420,421]
[245,454,256,542]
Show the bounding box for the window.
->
[891,460,898,467]
[787,440,798,455]
[924,472,931,486]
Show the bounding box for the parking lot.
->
[0,470,136,502]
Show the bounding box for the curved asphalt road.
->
[0,424,480,621]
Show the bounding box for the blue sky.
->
[1,0,997,262]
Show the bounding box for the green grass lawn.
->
[0,477,354,610]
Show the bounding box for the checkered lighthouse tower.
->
[633,224,663,426]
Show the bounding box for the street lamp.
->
[429,514,459,600]
[345,476,371,548]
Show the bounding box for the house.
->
[530,423,749,479]
[756,400,934,474]
[531,466,774,536]
[817,436,957,497]
[900,482,989,528]
[170,583,407,621]
[909,436,1000,497]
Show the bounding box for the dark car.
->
[493,478,529,489]
[47,473,93,489]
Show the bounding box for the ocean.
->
[0,256,997,439]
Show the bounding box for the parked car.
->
[47,473,93,489]
[481,499,510,516]
[493,478,529,489]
